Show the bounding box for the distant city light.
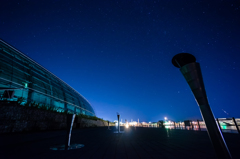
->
[164,117,167,120]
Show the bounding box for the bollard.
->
[172,53,232,159]
[117,114,120,133]
[191,121,194,130]
[197,120,201,131]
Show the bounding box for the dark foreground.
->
[0,127,239,159]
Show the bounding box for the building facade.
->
[0,39,95,116]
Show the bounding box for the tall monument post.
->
[50,114,84,150]
[65,114,76,150]
[172,53,231,159]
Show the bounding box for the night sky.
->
[1,0,239,122]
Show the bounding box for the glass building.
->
[0,39,95,116]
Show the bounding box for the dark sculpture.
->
[172,53,231,159]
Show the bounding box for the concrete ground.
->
[0,127,239,159]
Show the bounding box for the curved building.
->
[0,39,95,116]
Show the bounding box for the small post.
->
[117,113,120,133]
[232,117,240,134]
[191,121,194,130]
[197,120,201,131]
[174,121,176,129]
[65,114,76,150]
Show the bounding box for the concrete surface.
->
[0,127,239,159]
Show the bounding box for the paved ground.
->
[0,127,240,159]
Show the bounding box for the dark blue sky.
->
[1,0,239,122]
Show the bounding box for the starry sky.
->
[1,0,240,122]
